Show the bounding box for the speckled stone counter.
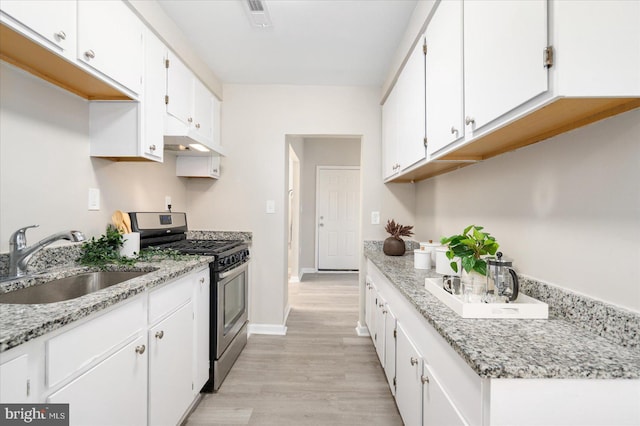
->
[364,247,640,380]
[0,256,212,353]
[187,230,252,243]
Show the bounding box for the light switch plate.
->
[266,200,275,214]
[371,211,380,225]
[88,188,100,211]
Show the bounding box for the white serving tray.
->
[425,278,548,319]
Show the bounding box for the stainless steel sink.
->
[0,271,149,304]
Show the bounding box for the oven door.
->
[216,261,249,358]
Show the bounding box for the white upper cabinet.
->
[77,0,143,96]
[165,51,224,154]
[425,0,464,157]
[166,51,193,127]
[397,36,427,171]
[89,27,166,161]
[0,0,76,60]
[382,35,426,180]
[390,0,639,183]
[382,87,400,180]
[463,0,548,133]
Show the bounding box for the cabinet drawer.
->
[148,275,193,324]
[46,296,145,388]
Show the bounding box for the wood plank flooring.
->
[185,273,403,426]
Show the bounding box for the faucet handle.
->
[9,225,39,249]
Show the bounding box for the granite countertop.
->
[365,248,640,380]
[0,256,212,353]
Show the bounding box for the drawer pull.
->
[84,49,96,59]
[155,331,164,339]
[55,31,66,41]
[135,345,145,355]
[410,357,418,366]
[421,375,430,384]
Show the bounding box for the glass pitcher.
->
[486,252,519,302]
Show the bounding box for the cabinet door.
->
[48,335,147,426]
[423,363,467,426]
[166,51,193,127]
[142,28,166,160]
[364,278,374,333]
[0,354,29,403]
[193,270,210,393]
[398,35,426,170]
[425,0,464,156]
[383,305,397,396]
[193,78,214,143]
[0,0,76,60]
[77,0,143,95]
[149,301,194,426]
[396,323,423,426]
[464,0,548,132]
[382,88,399,179]
[374,293,387,364]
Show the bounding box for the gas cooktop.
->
[155,239,244,256]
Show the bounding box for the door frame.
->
[315,165,361,271]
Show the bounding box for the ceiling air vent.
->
[247,0,264,12]
[244,0,272,28]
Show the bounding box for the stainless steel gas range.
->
[129,212,249,392]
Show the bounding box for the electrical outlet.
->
[371,211,380,225]
[165,196,172,211]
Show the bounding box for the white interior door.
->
[317,167,360,270]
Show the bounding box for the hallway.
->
[185,273,403,425]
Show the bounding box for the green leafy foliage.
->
[78,225,135,269]
[440,225,499,275]
[78,226,198,270]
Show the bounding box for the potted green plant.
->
[383,219,414,256]
[440,225,499,281]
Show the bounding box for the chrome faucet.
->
[8,225,86,277]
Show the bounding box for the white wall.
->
[415,108,640,311]
[185,84,416,327]
[298,137,361,271]
[0,62,189,251]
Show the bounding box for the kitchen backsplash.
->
[363,239,419,252]
[0,245,82,276]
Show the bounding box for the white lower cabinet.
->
[374,292,387,364]
[395,323,424,426]
[383,304,397,395]
[0,354,30,403]
[48,335,148,426]
[0,266,210,426]
[148,302,194,426]
[366,259,639,426]
[422,363,467,426]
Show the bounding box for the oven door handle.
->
[218,261,249,280]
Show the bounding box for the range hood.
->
[163,135,227,156]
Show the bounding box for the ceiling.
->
[157,0,418,87]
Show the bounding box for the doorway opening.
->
[286,136,362,284]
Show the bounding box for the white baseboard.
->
[284,304,292,324]
[300,267,317,281]
[355,321,370,337]
[248,323,288,336]
[289,276,300,283]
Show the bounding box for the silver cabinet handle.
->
[199,277,205,284]
[421,375,430,384]
[212,169,218,174]
[382,309,387,314]
[149,144,156,151]
[450,126,459,136]
[84,50,96,59]
[465,116,475,126]
[410,357,418,366]
[55,31,66,41]
[318,223,324,227]
[378,302,384,308]
[155,331,164,339]
[135,345,146,354]
[188,117,193,123]
[195,123,201,129]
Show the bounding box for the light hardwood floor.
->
[185,273,403,426]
